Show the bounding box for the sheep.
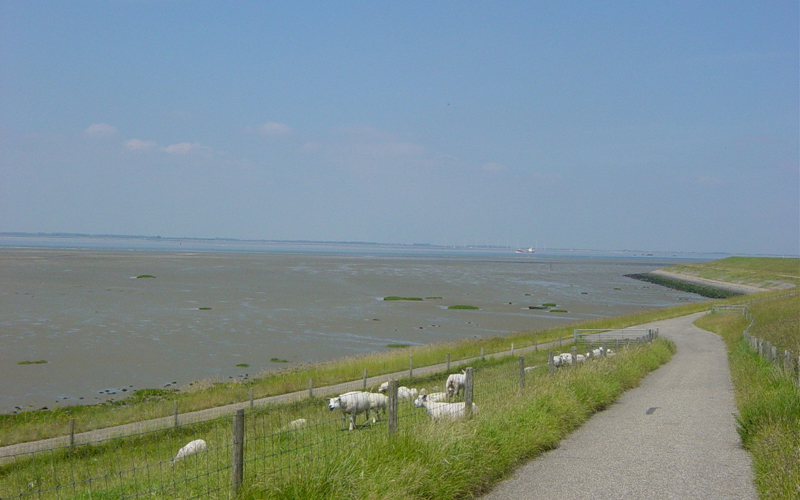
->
[426,391,449,402]
[173,439,207,463]
[328,391,375,431]
[378,382,418,401]
[414,390,477,421]
[607,349,616,357]
[366,392,388,422]
[445,371,467,399]
[279,418,307,432]
[592,347,606,358]
[397,386,418,401]
[576,354,586,364]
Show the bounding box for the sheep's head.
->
[327,397,341,411]
[413,393,427,408]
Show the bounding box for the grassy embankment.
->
[0,335,677,499]
[696,292,800,500]
[665,256,800,291]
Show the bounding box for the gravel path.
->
[480,312,757,499]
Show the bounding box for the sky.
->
[1,2,798,256]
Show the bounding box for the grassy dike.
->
[695,292,800,500]
[245,341,676,499]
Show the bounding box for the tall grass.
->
[666,256,800,290]
[695,293,800,500]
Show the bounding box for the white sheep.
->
[279,418,307,432]
[377,382,418,401]
[366,392,388,422]
[414,390,477,421]
[173,439,207,462]
[445,371,467,399]
[592,347,606,358]
[607,349,616,357]
[397,386,419,400]
[426,391,449,402]
[576,354,586,364]
[328,391,375,431]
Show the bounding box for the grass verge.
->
[695,293,800,500]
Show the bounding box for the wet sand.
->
[0,248,705,412]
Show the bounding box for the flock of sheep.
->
[551,346,615,367]
[172,347,619,459]
[326,370,478,430]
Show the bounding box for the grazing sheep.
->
[592,347,606,358]
[173,439,207,462]
[414,390,477,421]
[397,386,419,400]
[328,391,374,431]
[377,382,418,401]
[279,418,307,432]
[607,349,616,357]
[426,391,449,402]
[576,354,586,364]
[558,352,574,365]
[445,371,467,399]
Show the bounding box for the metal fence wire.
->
[1,333,658,499]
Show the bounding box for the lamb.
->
[328,391,375,431]
[173,439,207,463]
[279,418,307,432]
[426,391,449,402]
[414,390,477,421]
[592,347,606,358]
[445,371,467,399]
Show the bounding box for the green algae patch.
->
[18,360,47,365]
[384,296,424,301]
[448,305,479,310]
[386,344,411,348]
[136,275,156,279]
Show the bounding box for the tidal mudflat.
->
[0,247,706,412]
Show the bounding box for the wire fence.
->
[733,302,800,388]
[0,332,659,499]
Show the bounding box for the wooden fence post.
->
[249,388,254,409]
[480,347,484,361]
[409,355,413,380]
[511,343,515,356]
[534,339,538,351]
[173,401,179,428]
[464,368,474,418]
[308,378,313,399]
[548,351,554,376]
[446,353,450,372]
[571,346,577,365]
[363,369,368,391]
[69,418,75,447]
[518,357,525,393]
[232,409,244,497]
[387,380,398,434]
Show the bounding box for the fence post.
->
[571,346,577,365]
[548,351,554,376]
[511,343,514,356]
[387,380,398,434]
[464,368,474,418]
[409,355,413,380]
[534,339,538,351]
[363,369,368,391]
[446,353,450,372]
[558,334,562,347]
[232,409,244,497]
[308,378,313,399]
[481,347,484,361]
[69,418,75,447]
[249,388,254,409]
[518,357,525,393]
[574,329,578,344]
[784,351,791,373]
[173,401,179,428]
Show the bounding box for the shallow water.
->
[0,247,706,412]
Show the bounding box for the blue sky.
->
[1,1,797,255]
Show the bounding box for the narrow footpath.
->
[481,312,757,499]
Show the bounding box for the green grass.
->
[695,293,800,500]
[236,363,250,368]
[386,344,411,348]
[448,305,479,310]
[0,339,675,500]
[665,256,800,291]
